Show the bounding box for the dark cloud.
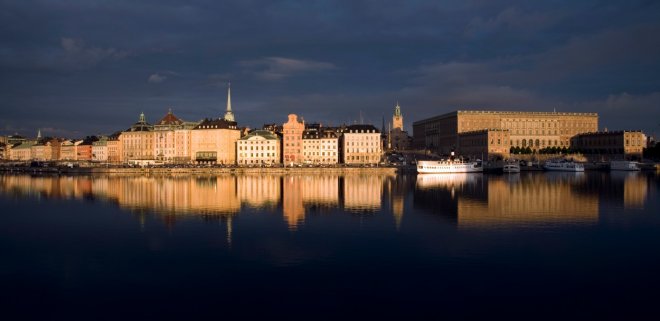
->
[1,0,659,137]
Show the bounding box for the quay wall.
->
[0,166,399,176]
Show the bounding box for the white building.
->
[342,124,382,164]
[302,126,339,164]
[237,130,280,165]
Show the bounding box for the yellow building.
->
[283,114,305,165]
[571,130,646,160]
[9,142,34,161]
[237,130,280,165]
[413,110,598,155]
[190,118,240,164]
[121,112,154,163]
[59,140,82,161]
[457,129,511,160]
[342,124,382,164]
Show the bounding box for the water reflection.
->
[0,172,654,230]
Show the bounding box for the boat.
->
[502,162,521,173]
[543,160,584,172]
[610,160,640,171]
[416,160,482,174]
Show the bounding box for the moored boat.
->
[543,160,584,172]
[416,160,482,174]
[610,160,640,171]
[503,162,521,173]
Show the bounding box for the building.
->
[107,133,123,163]
[60,140,82,161]
[237,130,280,165]
[302,125,339,164]
[191,118,240,164]
[388,102,411,151]
[413,110,598,155]
[153,110,198,163]
[0,143,6,160]
[121,113,154,163]
[92,137,108,162]
[342,124,382,164]
[571,130,646,160]
[282,114,305,165]
[457,129,511,160]
[9,142,34,161]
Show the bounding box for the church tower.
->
[224,82,235,122]
[392,101,403,130]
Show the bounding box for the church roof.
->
[157,110,183,126]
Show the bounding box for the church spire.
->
[224,82,235,122]
[394,100,401,117]
[37,129,42,140]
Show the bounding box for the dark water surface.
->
[1,172,659,320]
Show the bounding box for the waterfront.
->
[1,172,659,319]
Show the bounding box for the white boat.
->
[503,162,521,173]
[543,160,584,172]
[610,160,640,171]
[416,160,482,173]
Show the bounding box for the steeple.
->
[37,129,42,140]
[392,101,403,130]
[224,82,235,122]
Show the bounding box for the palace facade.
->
[413,110,598,155]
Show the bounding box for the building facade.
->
[389,102,410,151]
[571,130,646,160]
[413,110,598,155]
[107,134,123,163]
[9,142,34,161]
[190,118,240,164]
[237,130,280,165]
[302,126,339,164]
[92,138,108,162]
[342,124,381,164]
[121,113,154,163]
[457,129,511,160]
[282,114,305,165]
[153,110,198,163]
[60,140,82,161]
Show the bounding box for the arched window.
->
[522,139,527,147]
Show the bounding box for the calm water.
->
[1,172,659,320]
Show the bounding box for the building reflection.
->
[342,175,384,213]
[414,173,605,228]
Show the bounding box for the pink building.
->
[283,114,305,165]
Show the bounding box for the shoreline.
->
[0,165,402,175]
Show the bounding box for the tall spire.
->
[394,100,401,117]
[224,82,235,122]
[37,129,42,140]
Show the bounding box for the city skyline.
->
[1,1,660,138]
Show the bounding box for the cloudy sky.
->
[1,0,659,138]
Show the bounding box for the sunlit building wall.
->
[342,124,382,164]
[283,114,305,165]
[413,110,598,155]
[237,130,280,165]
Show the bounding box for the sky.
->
[1,0,659,138]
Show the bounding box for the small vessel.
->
[416,160,482,174]
[502,162,521,173]
[610,160,640,171]
[543,160,584,172]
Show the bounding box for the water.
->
[1,172,659,320]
